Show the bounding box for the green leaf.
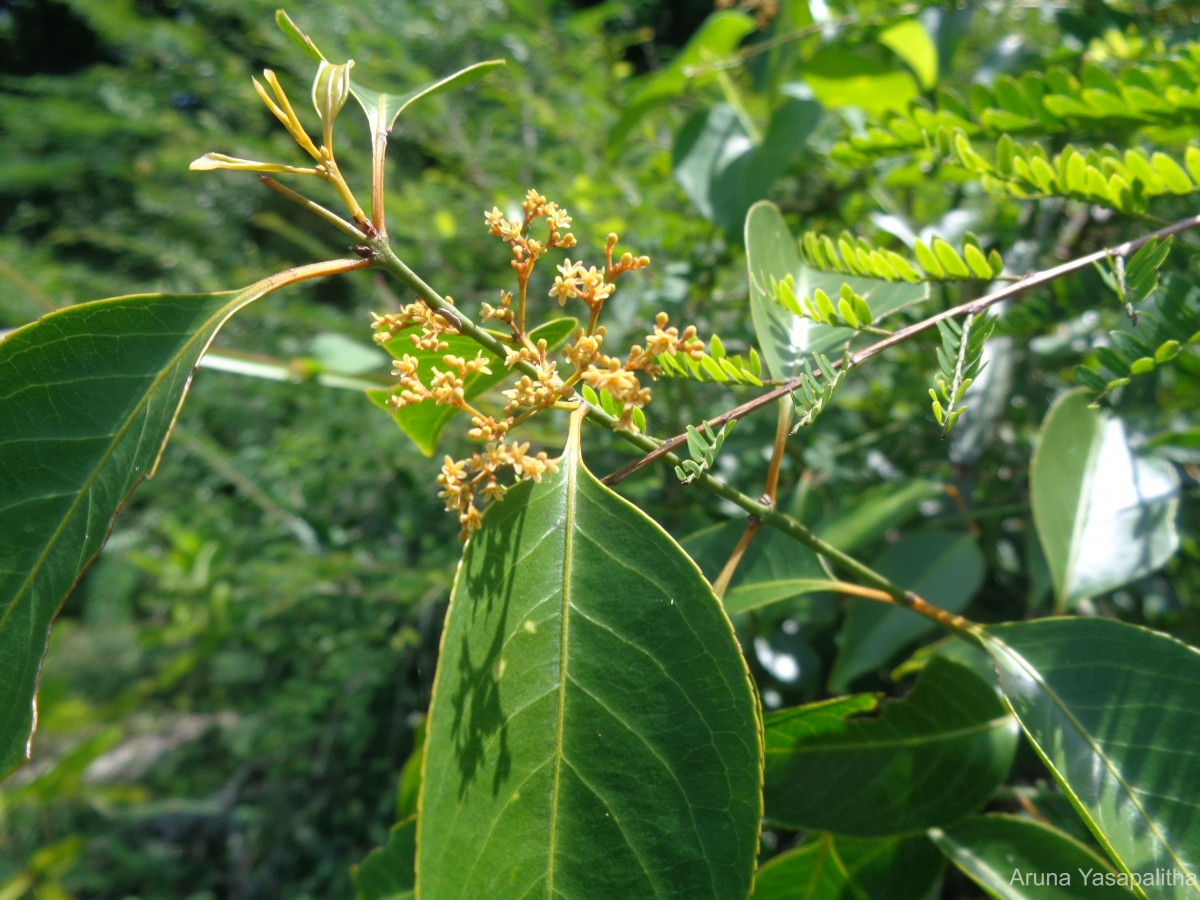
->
[803,45,919,113]
[963,242,995,279]
[980,618,1200,894]
[0,283,286,776]
[751,838,850,898]
[829,531,985,692]
[276,10,503,134]
[610,10,757,149]
[1030,390,1179,606]
[1151,152,1193,194]
[682,516,837,615]
[352,817,416,900]
[351,61,504,137]
[913,239,946,279]
[391,723,424,822]
[746,202,926,380]
[931,815,1135,899]
[763,657,1017,837]
[816,478,943,553]
[309,331,387,375]
[367,317,576,457]
[932,237,971,278]
[417,413,761,897]
[275,10,327,62]
[877,19,938,90]
[754,833,945,900]
[674,95,821,236]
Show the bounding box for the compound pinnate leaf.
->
[746,201,926,380]
[417,411,761,898]
[0,282,286,776]
[980,618,1200,896]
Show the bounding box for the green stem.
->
[260,177,366,241]
[371,240,964,633]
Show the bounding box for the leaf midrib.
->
[764,714,1014,755]
[544,432,577,897]
[990,633,1197,893]
[1,295,233,632]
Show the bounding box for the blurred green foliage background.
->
[2,0,1198,896]
[0,1,717,895]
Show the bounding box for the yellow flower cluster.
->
[373,191,709,539]
[485,189,577,301]
[437,443,559,538]
[564,312,705,430]
[370,298,461,353]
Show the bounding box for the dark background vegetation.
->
[2,0,1197,896]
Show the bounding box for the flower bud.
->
[312,60,355,147]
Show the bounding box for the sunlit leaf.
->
[746,202,927,380]
[0,280,299,776]
[980,618,1200,895]
[802,45,919,113]
[878,18,939,90]
[931,815,1135,899]
[276,10,503,136]
[1030,390,1179,606]
[349,61,504,137]
[417,413,761,897]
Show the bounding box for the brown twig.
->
[712,396,792,598]
[602,212,1200,486]
[826,581,974,636]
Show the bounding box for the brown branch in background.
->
[827,581,974,635]
[712,396,793,599]
[603,211,1200,486]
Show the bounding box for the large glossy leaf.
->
[754,834,945,900]
[980,618,1200,895]
[745,201,927,379]
[830,530,985,692]
[352,816,416,900]
[1030,390,1179,607]
[763,657,1017,837]
[930,815,1135,899]
[673,89,821,236]
[367,317,576,456]
[417,411,762,898]
[0,282,309,777]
